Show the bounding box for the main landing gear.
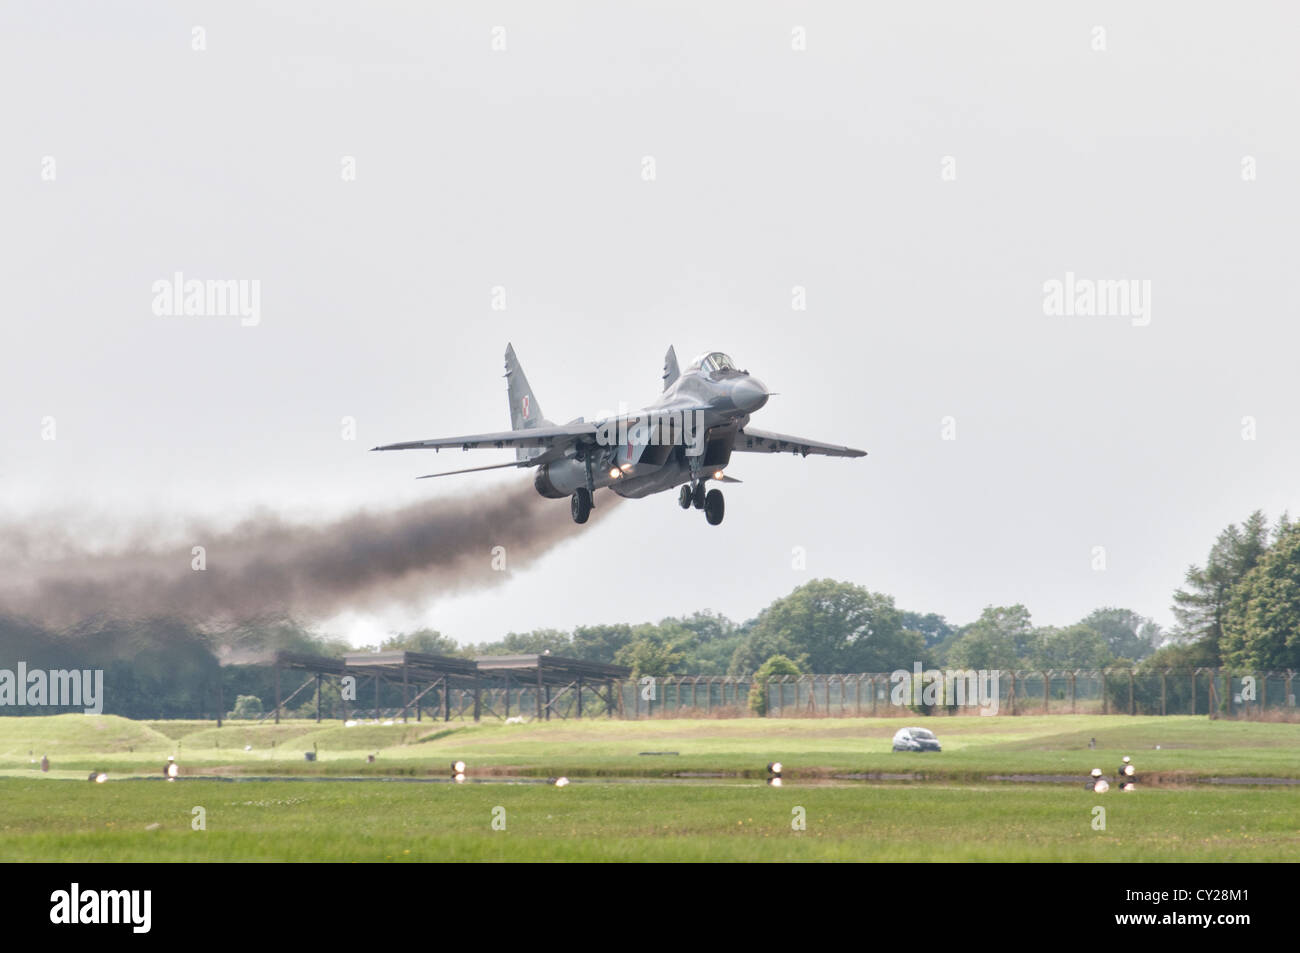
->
[704,488,724,525]
[571,487,592,523]
[679,482,725,525]
[679,482,706,509]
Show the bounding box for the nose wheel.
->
[678,485,692,509]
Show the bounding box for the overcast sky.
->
[3,2,1297,647]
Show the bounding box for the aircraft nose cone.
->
[731,377,768,413]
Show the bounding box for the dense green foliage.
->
[1221,521,1300,669]
[227,695,263,720]
[748,654,802,715]
[1173,511,1299,670]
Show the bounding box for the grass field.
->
[2,713,1297,779]
[1,714,1297,861]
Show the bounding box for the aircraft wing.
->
[734,427,867,458]
[371,423,597,455]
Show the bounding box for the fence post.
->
[1009,671,1017,715]
[872,675,878,715]
[1043,671,1050,714]
[1101,671,1108,714]
[1129,669,1135,716]
[1160,669,1167,716]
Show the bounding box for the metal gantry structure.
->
[267,652,349,725]
[263,651,630,723]
[342,651,483,723]
[474,655,627,721]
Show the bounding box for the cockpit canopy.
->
[688,352,738,375]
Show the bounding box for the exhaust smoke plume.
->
[0,482,621,628]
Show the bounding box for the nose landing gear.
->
[571,487,592,523]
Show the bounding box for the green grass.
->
[2,714,1298,780]
[2,713,1296,860]
[1,778,1296,861]
[0,714,173,757]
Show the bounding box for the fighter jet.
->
[372,345,866,526]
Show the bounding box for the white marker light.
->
[1094,779,1110,793]
[1124,764,1135,776]
[768,762,783,776]
[608,468,620,479]
[94,772,108,784]
[713,470,724,480]
[554,776,569,788]
[451,761,466,774]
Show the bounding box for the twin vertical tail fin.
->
[662,345,680,391]
[505,343,546,461]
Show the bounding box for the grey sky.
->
[3,2,1297,647]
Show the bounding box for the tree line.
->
[1,510,1295,718]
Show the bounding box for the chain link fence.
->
[610,669,1299,719]
[91,669,1296,722]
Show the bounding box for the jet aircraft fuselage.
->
[374,345,865,526]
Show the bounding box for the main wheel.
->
[692,482,706,509]
[678,485,692,509]
[704,488,725,525]
[571,488,592,524]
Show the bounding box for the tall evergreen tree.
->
[1221,522,1300,670]
[1171,510,1270,660]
